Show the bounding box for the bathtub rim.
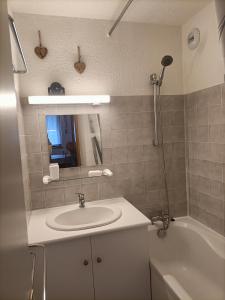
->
[148,216,225,260]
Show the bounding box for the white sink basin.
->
[46,204,122,231]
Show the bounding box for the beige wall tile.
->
[143,145,160,162]
[142,96,154,112]
[31,191,45,210]
[112,147,128,164]
[113,164,130,179]
[111,114,128,130]
[102,129,112,148]
[22,95,186,221]
[142,112,154,128]
[28,153,42,173]
[208,105,225,125]
[127,146,143,163]
[103,148,112,164]
[23,114,39,135]
[64,185,82,205]
[25,135,41,154]
[110,97,128,114]
[163,125,185,143]
[161,95,184,111]
[45,188,65,208]
[30,172,44,191]
[127,97,144,113]
[111,129,127,147]
[209,124,225,143]
[185,84,225,236]
[127,128,143,146]
[203,85,222,106]
[81,183,99,201]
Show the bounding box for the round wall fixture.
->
[187,28,200,50]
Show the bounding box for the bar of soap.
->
[102,169,113,176]
[88,170,103,177]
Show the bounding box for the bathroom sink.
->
[46,205,122,231]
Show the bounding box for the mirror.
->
[46,114,102,168]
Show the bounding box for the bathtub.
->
[148,217,225,300]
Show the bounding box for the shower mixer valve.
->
[150,211,171,237]
[151,212,170,227]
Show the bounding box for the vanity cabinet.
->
[46,227,150,300]
[92,227,150,300]
[46,237,94,300]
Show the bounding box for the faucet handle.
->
[75,192,84,200]
[162,210,170,219]
[75,192,85,208]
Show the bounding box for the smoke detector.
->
[187,28,200,50]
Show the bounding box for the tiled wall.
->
[22,95,187,218]
[185,83,225,236]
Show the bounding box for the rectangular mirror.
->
[46,114,102,168]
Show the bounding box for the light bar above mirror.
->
[28,95,110,105]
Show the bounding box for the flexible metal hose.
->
[153,84,170,223]
[29,244,46,300]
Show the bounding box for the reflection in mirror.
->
[46,114,102,168]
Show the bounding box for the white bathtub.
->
[149,217,225,300]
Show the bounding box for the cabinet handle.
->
[96,257,102,263]
[83,259,89,266]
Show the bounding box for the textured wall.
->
[215,0,225,64]
[185,83,225,235]
[14,13,183,97]
[182,1,224,94]
[10,8,32,223]
[17,98,31,222]
[23,95,187,218]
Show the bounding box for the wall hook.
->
[74,46,86,74]
[34,30,48,59]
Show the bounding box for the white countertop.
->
[28,197,150,245]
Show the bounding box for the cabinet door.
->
[91,227,151,300]
[46,237,94,300]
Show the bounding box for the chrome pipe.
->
[150,73,159,147]
[8,15,28,74]
[107,0,134,37]
[153,84,159,146]
[29,244,46,300]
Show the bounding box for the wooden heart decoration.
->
[74,46,86,74]
[35,46,48,59]
[34,30,48,59]
[74,61,86,74]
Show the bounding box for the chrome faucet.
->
[76,193,85,208]
[150,210,170,236]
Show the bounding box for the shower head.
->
[161,55,173,67]
[159,55,173,86]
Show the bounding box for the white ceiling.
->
[8,0,212,26]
